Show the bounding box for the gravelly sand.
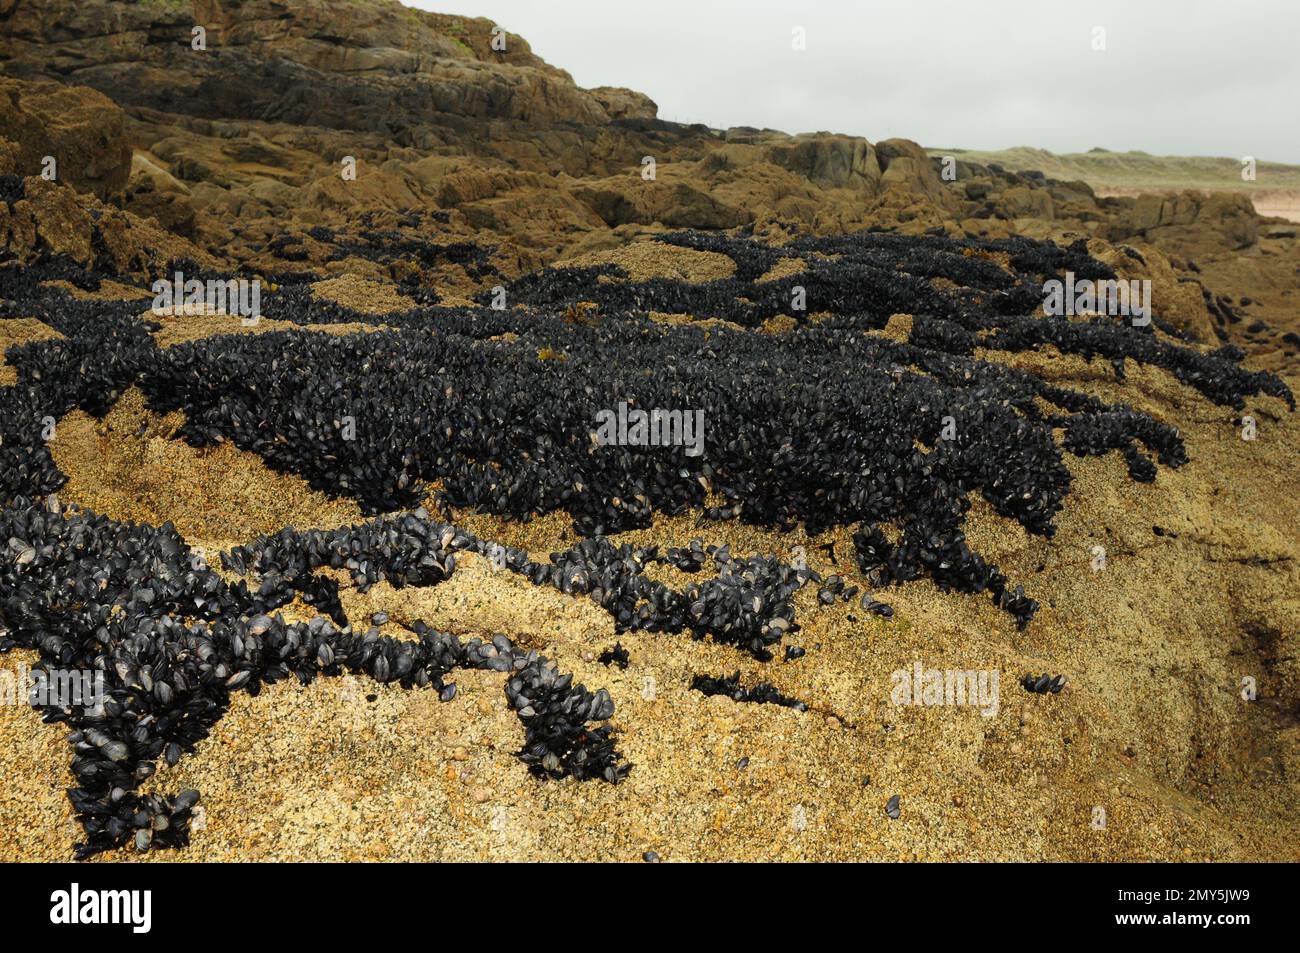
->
[0,317,63,386]
[2,336,1296,861]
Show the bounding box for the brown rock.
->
[124,152,197,237]
[998,185,1055,220]
[1111,190,1259,252]
[766,135,882,192]
[0,77,132,200]
[590,86,658,121]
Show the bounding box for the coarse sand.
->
[2,335,1296,861]
[0,317,63,386]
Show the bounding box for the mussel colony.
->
[0,223,1292,857]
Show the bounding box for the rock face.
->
[1112,190,1259,252]
[0,77,132,200]
[2,0,611,125]
[0,0,1284,345]
[0,172,213,274]
[0,0,1174,294]
[767,135,882,191]
[125,151,197,237]
[589,86,658,121]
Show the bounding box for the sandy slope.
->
[2,277,1295,863]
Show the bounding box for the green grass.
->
[925,145,1300,193]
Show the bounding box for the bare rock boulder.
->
[590,87,658,121]
[0,77,132,201]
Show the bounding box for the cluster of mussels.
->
[1021,672,1067,695]
[0,227,1293,857]
[690,672,809,711]
[0,500,629,858]
[228,517,813,661]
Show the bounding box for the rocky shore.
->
[1,0,1297,862]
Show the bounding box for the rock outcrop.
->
[0,0,1159,288]
[2,0,1287,352]
[0,76,132,200]
[1110,190,1259,253]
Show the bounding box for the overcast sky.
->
[418,0,1300,163]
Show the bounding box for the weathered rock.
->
[999,185,1055,220]
[590,86,658,121]
[124,151,197,237]
[0,77,132,200]
[1111,190,1259,252]
[1,0,613,127]
[766,135,882,192]
[876,138,954,206]
[0,171,214,276]
[0,0,1262,348]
